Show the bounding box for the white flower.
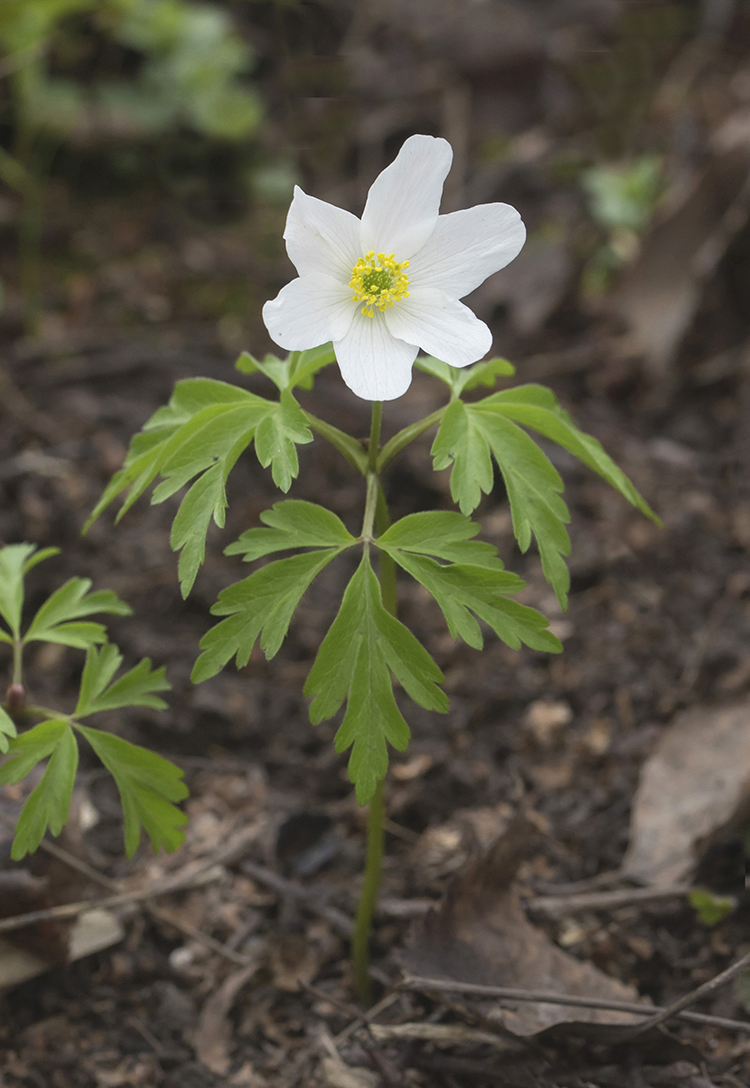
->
[262,134,526,401]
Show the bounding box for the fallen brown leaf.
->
[623,699,750,887]
[195,959,261,1075]
[401,818,650,1038]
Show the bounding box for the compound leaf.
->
[77,726,187,857]
[304,553,447,804]
[192,548,342,682]
[227,500,355,562]
[10,724,78,859]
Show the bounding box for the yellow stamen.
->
[349,250,410,318]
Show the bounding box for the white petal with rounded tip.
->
[262,274,356,351]
[284,187,362,280]
[334,312,418,401]
[384,288,492,368]
[408,203,526,299]
[360,135,453,260]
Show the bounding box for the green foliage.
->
[0,0,261,142]
[226,499,356,562]
[688,888,736,928]
[0,721,78,859]
[77,726,188,856]
[235,345,336,393]
[305,553,448,805]
[74,642,169,716]
[0,645,182,859]
[85,365,327,596]
[430,384,658,607]
[193,547,351,683]
[583,156,663,234]
[0,706,17,753]
[378,513,562,654]
[0,546,185,859]
[0,543,131,648]
[25,577,132,648]
[415,356,515,397]
[253,390,314,492]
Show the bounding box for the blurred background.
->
[0,0,748,392]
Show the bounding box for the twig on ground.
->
[527,884,693,919]
[621,947,750,1038]
[369,1022,519,1052]
[376,883,693,922]
[0,866,224,934]
[240,856,354,936]
[400,974,750,1034]
[0,813,264,966]
[302,982,403,1086]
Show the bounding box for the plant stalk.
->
[352,400,395,1005]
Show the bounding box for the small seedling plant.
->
[0,544,187,859]
[2,135,657,1002]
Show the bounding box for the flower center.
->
[349,251,410,318]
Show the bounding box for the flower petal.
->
[334,312,418,401]
[360,135,453,260]
[408,203,526,298]
[284,187,362,280]
[384,288,492,367]
[263,274,356,350]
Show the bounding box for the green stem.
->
[352,775,385,1004]
[303,411,369,476]
[377,407,445,472]
[11,639,23,688]
[352,401,392,1006]
[367,401,382,473]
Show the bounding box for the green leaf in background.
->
[193,548,345,682]
[304,553,448,805]
[253,390,314,491]
[236,344,335,392]
[226,500,356,562]
[0,719,69,786]
[416,356,515,397]
[377,511,505,570]
[74,643,170,718]
[9,726,78,859]
[25,577,132,648]
[0,706,17,754]
[688,888,736,928]
[77,726,187,857]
